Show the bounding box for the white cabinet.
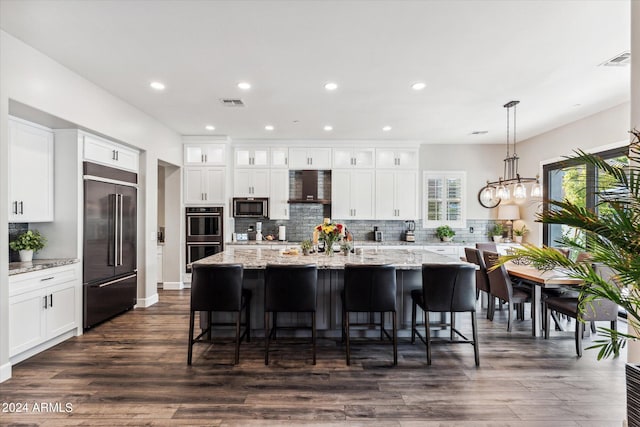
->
[375,170,419,219]
[423,245,460,260]
[331,170,375,219]
[9,264,80,360]
[333,148,376,168]
[376,148,418,169]
[8,117,54,222]
[83,133,139,172]
[184,167,226,204]
[234,147,269,167]
[270,147,289,168]
[289,147,332,169]
[269,169,290,220]
[234,169,270,197]
[184,143,226,165]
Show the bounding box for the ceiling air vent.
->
[220,98,245,107]
[600,51,630,67]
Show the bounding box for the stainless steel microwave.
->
[232,197,269,218]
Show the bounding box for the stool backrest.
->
[421,263,476,312]
[464,247,490,294]
[343,264,397,312]
[265,264,318,312]
[482,251,513,302]
[191,263,243,311]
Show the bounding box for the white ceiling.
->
[0,0,631,144]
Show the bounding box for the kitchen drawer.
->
[9,265,78,297]
[423,246,459,258]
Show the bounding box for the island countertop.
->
[195,247,464,270]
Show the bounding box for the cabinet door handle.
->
[43,296,48,309]
[49,294,53,308]
[204,154,208,163]
[116,150,119,161]
[205,193,208,201]
[12,201,17,214]
[285,157,288,165]
[112,150,116,160]
[19,201,23,214]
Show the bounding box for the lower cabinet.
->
[9,264,81,362]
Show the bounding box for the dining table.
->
[506,261,583,337]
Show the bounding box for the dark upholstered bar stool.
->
[187,263,251,365]
[342,264,397,366]
[411,263,479,366]
[464,247,492,318]
[264,264,318,365]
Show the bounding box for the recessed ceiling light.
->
[411,82,426,91]
[323,125,333,131]
[150,81,165,91]
[382,126,392,132]
[205,125,215,131]
[324,82,338,91]
[237,82,251,90]
[265,125,275,131]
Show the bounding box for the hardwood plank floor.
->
[0,289,627,426]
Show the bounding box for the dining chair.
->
[264,263,318,365]
[411,263,479,366]
[482,251,530,331]
[464,247,492,318]
[187,263,251,365]
[342,264,397,366]
[475,242,497,254]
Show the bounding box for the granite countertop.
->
[9,258,80,276]
[226,240,472,246]
[195,247,466,270]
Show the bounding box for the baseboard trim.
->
[136,293,159,308]
[0,362,12,383]
[162,281,185,290]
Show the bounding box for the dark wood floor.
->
[1,289,627,426]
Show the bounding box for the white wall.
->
[0,30,184,381]
[516,102,630,246]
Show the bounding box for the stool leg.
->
[312,311,317,365]
[411,299,417,344]
[207,311,212,341]
[345,310,351,365]
[380,311,384,341]
[392,311,397,366]
[472,311,479,367]
[425,310,432,365]
[235,310,241,365]
[187,310,195,365]
[450,312,455,341]
[264,311,270,365]
[273,312,278,341]
[245,296,251,343]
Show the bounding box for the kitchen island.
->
[195,247,469,336]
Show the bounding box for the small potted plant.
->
[9,229,46,262]
[492,223,504,243]
[513,225,529,243]
[436,225,455,242]
[340,241,353,256]
[300,239,313,256]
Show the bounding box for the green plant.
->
[492,223,505,236]
[9,230,46,252]
[436,225,455,239]
[340,241,353,251]
[498,129,640,360]
[513,225,529,237]
[300,240,313,251]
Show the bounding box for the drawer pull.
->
[40,276,55,281]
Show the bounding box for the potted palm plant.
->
[498,129,640,425]
[9,229,46,262]
[491,223,504,243]
[513,225,529,243]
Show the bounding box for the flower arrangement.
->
[314,218,344,255]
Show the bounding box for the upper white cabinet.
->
[184,143,226,166]
[375,170,419,220]
[269,169,290,220]
[83,133,139,172]
[331,170,375,219]
[423,171,466,228]
[234,169,270,197]
[184,167,226,204]
[333,148,375,169]
[234,147,269,168]
[289,147,332,169]
[376,148,418,169]
[8,117,54,222]
[270,147,289,168]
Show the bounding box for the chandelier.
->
[478,100,542,208]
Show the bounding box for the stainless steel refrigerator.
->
[83,162,137,329]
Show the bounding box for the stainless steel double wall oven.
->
[186,206,223,271]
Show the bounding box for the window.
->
[423,171,466,228]
[542,146,628,247]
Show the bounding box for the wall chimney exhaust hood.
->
[288,170,331,204]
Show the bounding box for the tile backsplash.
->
[234,204,496,244]
[8,222,28,262]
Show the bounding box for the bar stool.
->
[342,264,397,366]
[187,263,251,365]
[264,264,318,365]
[411,263,479,366]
